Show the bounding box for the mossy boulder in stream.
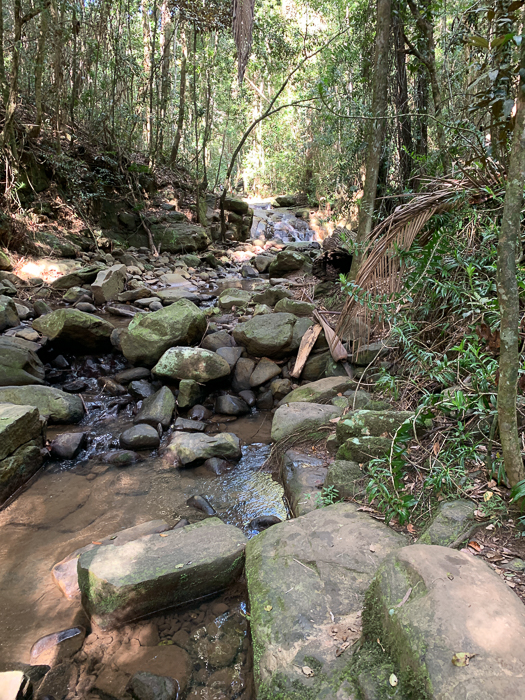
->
[245,503,406,699]
[150,222,209,253]
[78,518,247,629]
[50,263,106,290]
[32,308,115,352]
[121,299,206,366]
[271,402,342,442]
[335,410,415,444]
[233,313,297,358]
[0,385,84,423]
[153,347,231,382]
[364,544,525,699]
[0,337,45,386]
[279,376,355,405]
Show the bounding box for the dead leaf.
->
[452,652,477,667]
[302,666,314,677]
[92,541,102,545]
[484,491,494,502]
[389,673,398,687]
[329,417,341,423]
[407,524,416,534]
[264,605,273,612]
[159,533,169,537]
[468,541,482,552]
[433,441,440,456]
[369,545,376,552]
[506,580,516,588]
[335,641,351,657]
[474,509,485,520]
[377,638,385,652]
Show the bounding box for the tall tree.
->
[348,0,391,280]
[393,3,413,188]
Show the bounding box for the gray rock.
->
[150,222,209,253]
[50,432,86,459]
[250,358,281,387]
[0,336,45,386]
[50,263,106,290]
[203,457,234,475]
[256,389,274,410]
[218,288,253,311]
[216,346,243,369]
[335,410,415,444]
[245,503,406,698]
[238,389,256,407]
[0,294,19,331]
[274,298,315,316]
[279,376,355,405]
[177,379,205,409]
[289,316,314,351]
[174,417,206,432]
[0,385,84,423]
[233,313,297,358]
[153,347,231,382]
[62,286,87,303]
[336,436,392,463]
[253,303,273,316]
[75,302,96,313]
[281,449,328,516]
[30,627,86,666]
[251,285,292,306]
[115,367,150,384]
[121,299,206,366]
[167,432,241,466]
[129,379,154,400]
[302,351,329,381]
[120,424,160,450]
[223,196,249,214]
[352,340,393,366]
[102,450,142,467]
[32,308,114,351]
[324,460,364,499]
[215,395,249,416]
[241,264,259,278]
[200,330,235,351]
[33,299,52,316]
[253,255,274,273]
[268,250,306,275]
[232,358,255,392]
[418,499,478,547]
[368,544,525,699]
[274,194,297,206]
[78,518,247,628]
[0,403,44,505]
[271,402,342,442]
[134,387,176,429]
[129,672,178,700]
[269,377,292,400]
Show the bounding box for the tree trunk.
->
[30,4,50,138]
[496,35,525,488]
[414,64,428,190]
[0,0,23,152]
[0,0,7,101]
[169,28,187,165]
[348,0,391,280]
[158,0,174,156]
[393,6,413,188]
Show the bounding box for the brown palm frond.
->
[335,175,504,342]
[233,0,255,83]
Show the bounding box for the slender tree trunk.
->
[414,64,428,190]
[0,0,7,101]
[348,0,391,280]
[393,6,413,188]
[70,8,80,126]
[30,5,50,138]
[496,35,525,488]
[169,28,187,165]
[0,0,23,152]
[158,0,173,156]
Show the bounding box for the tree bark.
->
[0,0,7,101]
[496,33,525,488]
[30,4,51,138]
[169,28,187,166]
[348,0,391,280]
[393,5,413,188]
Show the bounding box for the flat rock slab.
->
[0,386,84,423]
[418,499,478,547]
[271,402,342,442]
[279,376,355,405]
[166,431,241,466]
[367,544,525,699]
[245,503,406,699]
[78,518,247,628]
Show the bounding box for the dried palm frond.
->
[336,175,504,343]
[233,0,255,83]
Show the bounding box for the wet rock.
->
[279,376,355,405]
[50,263,105,290]
[256,389,274,410]
[369,544,525,699]
[201,330,235,351]
[0,404,44,503]
[74,301,96,313]
[167,432,241,466]
[33,299,52,316]
[418,499,478,547]
[187,494,216,515]
[280,449,329,516]
[98,377,127,396]
[253,255,274,273]
[0,336,45,386]
[134,386,176,429]
[269,377,292,401]
[102,450,142,467]
[233,313,297,358]
[245,503,406,699]
[238,389,256,407]
[129,672,179,700]
[274,298,315,316]
[268,250,306,275]
[203,457,233,475]
[153,347,231,382]
[249,358,281,387]
[0,295,19,331]
[241,264,258,278]
[324,460,364,500]
[215,394,250,416]
[121,298,206,366]
[30,626,86,666]
[174,417,206,432]
[218,288,253,311]
[232,358,255,392]
[216,346,243,369]
[177,379,205,409]
[115,367,151,384]
[50,432,86,459]
[0,385,84,423]
[251,285,292,306]
[32,308,114,351]
[188,404,212,421]
[336,435,391,463]
[62,286,87,303]
[249,515,282,531]
[78,518,247,628]
[129,379,155,400]
[120,424,160,450]
[271,402,342,442]
[335,410,415,444]
[61,378,88,393]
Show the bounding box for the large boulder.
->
[418,500,478,547]
[268,250,306,275]
[233,313,297,358]
[251,285,292,307]
[78,518,247,628]
[0,403,44,504]
[121,299,206,366]
[50,264,106,290]
[134,387,176,429]
[0,386,84,423]
[218,288,253,311]
[0,337,45,386]
[166,431,241,466]
[274,194,297,207]
[335,410,415,444]
[336,436,391,463]
[0,294,19,331]
[271,402,342,442]
[280,449,328,517]
[223,196,249,215]
[91,264,127,304]
[366,544,525,698]
[32,309,115,352]
[245,503,406,699]
[153,347,231,382]
[274,298,315,317]
[151,222,209,253]
[324,460,364,500]
[279,376,355,405]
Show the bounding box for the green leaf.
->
[467,34,490,49]
[491,33,513,48]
